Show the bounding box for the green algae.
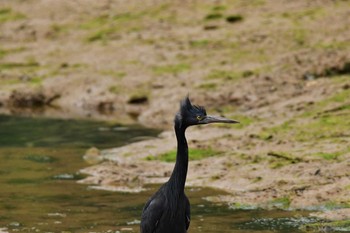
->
[146,148,219,162]
[300,220,350,232]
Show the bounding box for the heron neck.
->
[169,125,188,194]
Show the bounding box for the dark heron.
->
[140,96,238,233]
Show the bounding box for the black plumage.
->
[140,97,238,233]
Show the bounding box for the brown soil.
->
[1,0,350,221]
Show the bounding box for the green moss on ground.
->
[206,69,256,81]
[216,113,256,129]
[100,70,126,79]
[0,61,39,70]
[81,13,144,42]
[204,13,223,21]
[267,197,291,209]
[311,151,345,160]
[229,202,258,210]
[300,220,350,232]
[0,8,26,23]
[108,85,121,94]
[81,4,170,43]
[267,153,301,168]
[152,63,191,75]
[197,82,218,90]
[146,148,219,162]
[0,47,26,59]
[263,77,350,145]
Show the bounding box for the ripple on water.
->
[0,115,326,233]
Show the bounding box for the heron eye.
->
[196,115,202,121]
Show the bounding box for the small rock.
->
[303,73,316,81]
[342,83,350,90]
[152,84,164,89]
[97,100,114,113]
[9,222,21,227]
[314,169,321,176]
[60,63,69,68]
[226,15,243,23]
[53,173,76,180]
[203,25,219,30]
[83,147,103,164]
[128,95,148,104]
[19,74,31,82]
[0,227,9,233]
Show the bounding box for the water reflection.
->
[0,114,159,148]
[0,115,160,232]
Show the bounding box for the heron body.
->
[140,97,238,233]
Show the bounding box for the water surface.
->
[0,114,315,232]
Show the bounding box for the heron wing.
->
[140,195,164,233]
[185,196,191,231]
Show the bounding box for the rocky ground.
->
[1,0,349,225]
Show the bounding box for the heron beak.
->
[202,115,239,124]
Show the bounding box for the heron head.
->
[175,96,239,128]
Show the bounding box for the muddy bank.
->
[1,0,350,127]
[79,112,350,218]
[1,0,349,223]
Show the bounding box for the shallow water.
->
[0,114,315,232]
